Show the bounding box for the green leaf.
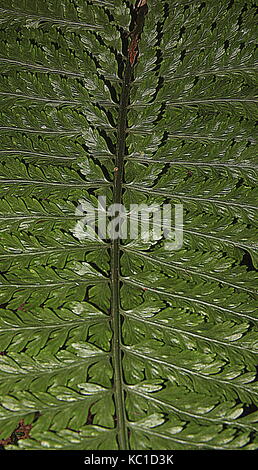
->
[0,0,257,451]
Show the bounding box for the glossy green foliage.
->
[0,0,257,450]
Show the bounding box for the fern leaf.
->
[0,0,257,450]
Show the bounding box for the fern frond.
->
[0,0,257,450]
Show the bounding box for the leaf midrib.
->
[110,57,132,449]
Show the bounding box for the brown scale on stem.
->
[128,0,148,66]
